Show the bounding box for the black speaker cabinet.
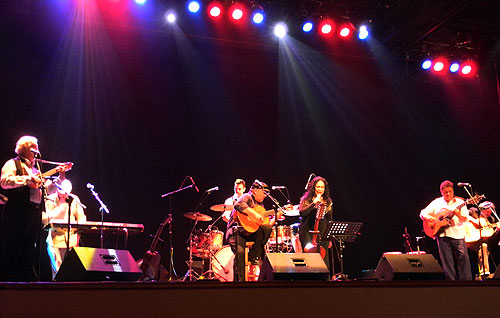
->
[375,253,444,281]
[55,247,142,282]
[259,253,330,281]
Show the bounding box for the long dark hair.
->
[300,176,332,205]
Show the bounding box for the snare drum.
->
[210,230,224,251]
[268,225,292,244]
[211,246,234,282]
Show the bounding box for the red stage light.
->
[319,19,334,36]
[460,61,477,77]
[431,58,448,74]
[229,3,246,22]
[207,2,223,18]
[339,24,353,38]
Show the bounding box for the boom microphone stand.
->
[87,184,109,249]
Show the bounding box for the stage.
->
[2,280,500,317]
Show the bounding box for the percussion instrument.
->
[211,246,234,282]
[183,212,212,222]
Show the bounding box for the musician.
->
[43,179,86,279]
[226,180,274,281]
[466,201,499,277]
[0,136,46,281]
[420,180,472,280]
[222,178,246,222]
[298,176,333,271]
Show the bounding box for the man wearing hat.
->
[226,180,275,281]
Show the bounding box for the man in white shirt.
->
[222,179,246,222]
[420,180,472,280]
[44,179,86,280]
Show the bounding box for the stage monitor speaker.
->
[375,253,444,281]
[259,253,329,281]
[55,247,142,282]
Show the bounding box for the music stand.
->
[323,221,363,281]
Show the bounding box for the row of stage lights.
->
[160,0,370,40]
[421,58,477,77]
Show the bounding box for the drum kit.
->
[182,204,234,281]
[182,203,302,281]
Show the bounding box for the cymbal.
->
[183,212,212,222]
[210,204,234,212]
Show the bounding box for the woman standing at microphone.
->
[298,176,333,272]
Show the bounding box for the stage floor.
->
[2,280,500,317]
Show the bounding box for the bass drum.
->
[211,246,234,282]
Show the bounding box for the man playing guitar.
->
[226,180,276,282]
[1,136,70,281]
[420,180,472,280]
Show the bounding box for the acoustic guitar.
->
[138,214,172,281]
[422,194,485,239]
[237,205,276,233]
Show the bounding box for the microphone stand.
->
[161,183,196,281]
[35,158,48,281]
[462,185,487,280]
[88,186,109,249]
[266,193,285,253]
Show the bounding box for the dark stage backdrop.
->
[1,3,499,279]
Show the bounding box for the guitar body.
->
[422,209,453,239]
[237,205,274,233]
[464,218,499,243]
[304,202,327,258]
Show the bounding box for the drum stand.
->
[200,245,227,281]
[183,220,201,281]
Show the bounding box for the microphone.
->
[86,183,95,190]
[272,186,286,190]
[457,182,471,187]
[206,186,219,193]
[189,176,199,192]
[305,173,315,190]
[30,148,41,158]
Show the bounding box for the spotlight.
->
[421,59,432,70]
[187,1,201,14]
[165,11,176,24]
[135,0,147,5]
[358,25,369,40]
[229,3,246,22]
[339,24,353,38]
[274,22,288,39]
[252,11,264,24]
[302,22,313,33]
[207,2,223,19]
[461,65,472,75]
[460,61,476,77]
[433,62,444,72]
[319,19,334,36]
[449,62,460,73]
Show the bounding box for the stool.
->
[244,242,259,281]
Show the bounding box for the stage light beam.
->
[358,25,369,40]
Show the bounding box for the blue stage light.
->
[421,59,432,70]
[302,22,313,33]
[187,1,201,14]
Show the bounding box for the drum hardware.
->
[183,212,212,222]
[210,203,234,212]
